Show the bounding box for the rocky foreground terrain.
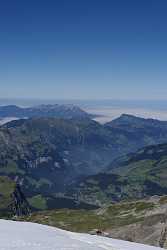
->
[20,196,167,248]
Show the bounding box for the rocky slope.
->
[22,196,167,248]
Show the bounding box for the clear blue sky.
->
[0,0,167,100]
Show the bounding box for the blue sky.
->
[0,0,167,100]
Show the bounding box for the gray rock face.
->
[105,196,167,248]
[10,184,31,217]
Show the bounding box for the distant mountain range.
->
[106,113,167,129]
[0,104,93,120]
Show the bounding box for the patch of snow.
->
[0,220,164,250]
[0,117,20,125]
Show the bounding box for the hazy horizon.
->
[1,98,167,123]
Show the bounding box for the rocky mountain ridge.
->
[0,104,92,120]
